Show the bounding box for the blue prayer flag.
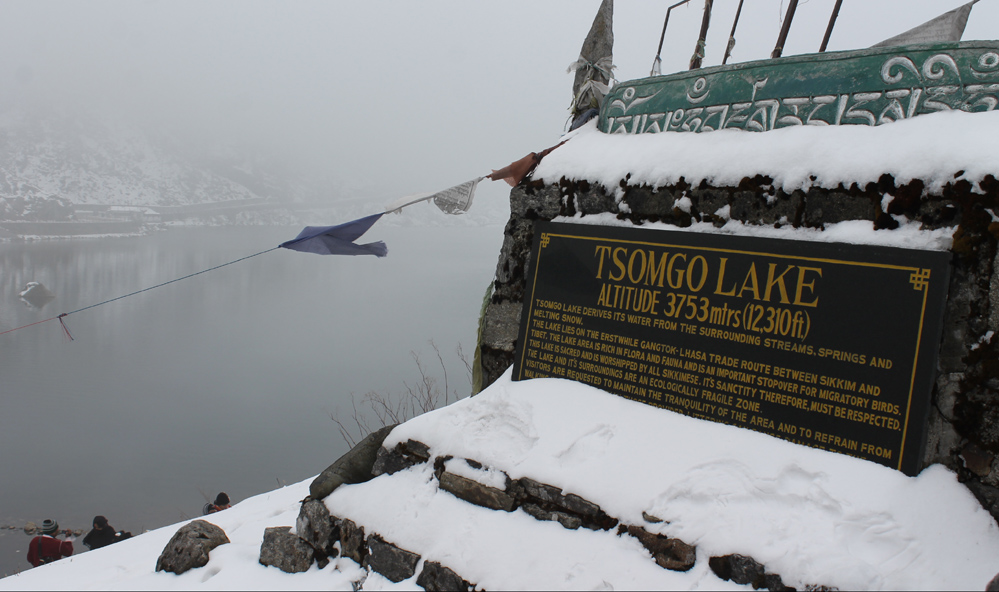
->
[279,213,387,257]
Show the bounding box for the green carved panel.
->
[599,41,999,134]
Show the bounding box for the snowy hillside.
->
[0,105,320,221]
[1,372,997,591]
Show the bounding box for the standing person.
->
[203,492,231,515]
[26,519,73,567]
[82,516,116,550]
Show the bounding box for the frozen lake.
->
[0,221,504,576]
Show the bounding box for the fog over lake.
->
[0,222,503,575]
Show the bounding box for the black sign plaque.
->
[513,221,951,475]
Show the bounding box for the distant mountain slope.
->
[0,106,305,221]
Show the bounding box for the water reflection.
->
[0,223,503,576]
[17,283,56,311]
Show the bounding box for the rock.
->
[372,439,431,476]
[622,525,696,572]
[296,498,336,558]
[258,526,315,574]
[155,520,229,575]
[764,572,793,591]
[364,534,420,583]
[19,282,55,310]
[439,471,516,512]
[417,561,474,592]
[986,572,999,591]
[518,477,601,517]
[522,502,582,530]
[709,554,766,587]
[309,424,397,500]
[961,443,995,477]
[338,518,366,565]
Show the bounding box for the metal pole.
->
[771,0,800,59]
[722,0,745,65]
[651,0,694,76]
[819,0,843,52]
[689,0,714,70]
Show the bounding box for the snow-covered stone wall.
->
[480,118,999,522]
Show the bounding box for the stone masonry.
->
[479,172,999,521]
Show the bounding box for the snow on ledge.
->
[378,372,999,591]
[535,110,999,195]
[557,213,955,252]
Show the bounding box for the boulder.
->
[439,471,516,512]
[310,424,397,500]
[708,553,794,589]
[296,498,336,558]
[518,477,601,517]
[258,526,315,574]
[155,520,229,575]
[338,518,366,565]
[622,525,695,572]
[364,534,420,583]
[372,439,431,476]
[522,502,582,530]
[417,561,474,592]
[19,282,55,310]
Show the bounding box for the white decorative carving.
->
[882,57,919,84]
[921,54,960,81]
[686,77,710,104]
[602,50,999,135]
[971,52,999,79]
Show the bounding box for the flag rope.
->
[1,149,568,340]
[0,246,280,338]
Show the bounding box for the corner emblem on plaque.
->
[909,268,931,291]
[540,233,551,248]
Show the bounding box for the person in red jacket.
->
[27,519,73,567]
[203,492,231,515]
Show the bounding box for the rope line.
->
[0,315,61,337]
[1,246,281,337]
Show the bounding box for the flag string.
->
[1,141,571,340]
[0,246,280,338]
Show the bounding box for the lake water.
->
[0,222,505,576]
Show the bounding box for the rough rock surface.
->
[337,518,366,566]
[439,471,516,512]
[622,525,696,572]
[258,526,316,574]
[372,438,431,477]
[310,424,397,500]
[364,534,421,583]
[155,520,229,575]
[296,498,337,564]
[417,561,475,591]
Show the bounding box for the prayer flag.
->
[279,213,387,257]
[384,178,482,215]
[487,141,569,187]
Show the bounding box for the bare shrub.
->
[330,340,472,447]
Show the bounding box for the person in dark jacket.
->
[82,515,116,550]
[26,519,73,567]
[204,492,231,515]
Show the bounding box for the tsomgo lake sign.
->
[512,222,951,475]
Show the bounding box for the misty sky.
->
[0,0,995,203]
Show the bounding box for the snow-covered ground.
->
[2,371,997,591]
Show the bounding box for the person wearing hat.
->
[26,519,73,567]
[82,516,116,550]
[204,492,231,515]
